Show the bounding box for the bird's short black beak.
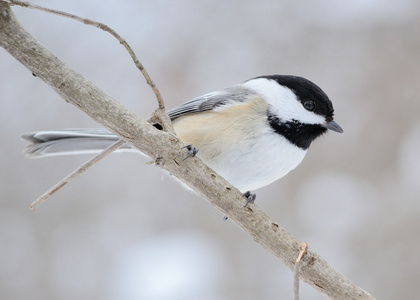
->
[325,120,343,133]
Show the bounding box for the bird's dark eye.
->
[304,101,315,111]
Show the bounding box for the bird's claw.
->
[243,191,256,207]
[222,191,256,221]
[182,144,199,160]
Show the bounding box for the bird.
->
[22,75,343,204]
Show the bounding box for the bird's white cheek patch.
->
[243,79,326,125]
[268,88,326,124]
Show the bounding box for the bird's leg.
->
[243,191,256,207]
[182,144,199,160]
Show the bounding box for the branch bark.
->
[0,3,375,299]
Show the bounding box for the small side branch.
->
[294,242,308,300]
[29,139,126,210]
[5,0,173,132]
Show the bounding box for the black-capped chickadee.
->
[22,75,343,201]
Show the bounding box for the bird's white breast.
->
[172,96,307,192]
[213,132,306,192]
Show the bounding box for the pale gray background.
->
[1,1,420,299]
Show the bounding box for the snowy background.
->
[1,1,420,299]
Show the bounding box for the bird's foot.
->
[243,191,256,207]
[222,192,256,221]
[182,144,199,160]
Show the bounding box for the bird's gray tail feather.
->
[21,128,137,158]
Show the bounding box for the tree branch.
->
[0,3,375,299]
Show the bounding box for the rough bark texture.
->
[0,3,375,299]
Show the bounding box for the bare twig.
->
[5,0,174,133]
[29,139,126,210]
[6,1,166,108]
[294,242,308,300]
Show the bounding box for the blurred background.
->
[1,0,420,299]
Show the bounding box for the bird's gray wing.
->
[167,85,255,120]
